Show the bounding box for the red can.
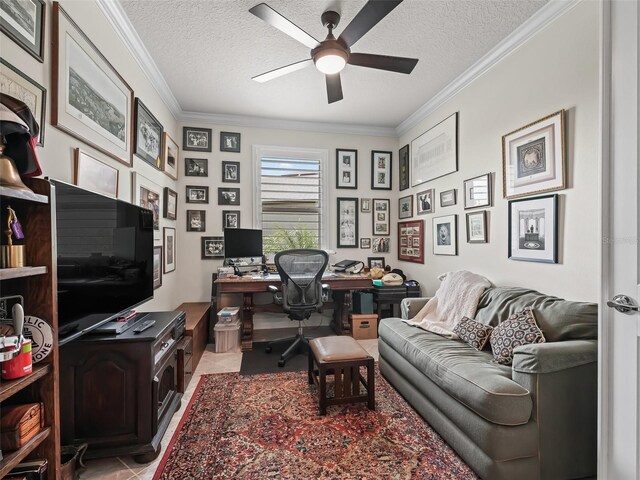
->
[1,340,33,380]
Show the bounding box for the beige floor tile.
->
[80,457,137,480]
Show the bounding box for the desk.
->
[215,273,372,350]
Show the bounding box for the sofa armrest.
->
[401,297,431,319]
[512,339,597,374]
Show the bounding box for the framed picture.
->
[223,210,240,229]
[416,189,434,215]
[371,151,392,190]
[433,214,458,256]
[74,148,118,198]
[1,0,44,62]
[502,110,565,199]
[202,236,224,259]
[153,246,162,289]
[163,227,176,274]
[360,198,371,213]
[411,112,458,187]
[368,257,386,269]
[185,157,208,177]
[52,3,133,166]
[508,194,558,263]
[399,195,413,219]
[0,58,46,146]
[186,185,209,204]
[372,199,390,236]
[163,187,177,220]
[186,210,206,232]
[399,144,410,191]
[336,148,357,189]
[132,172,161,231]
[337,197,358,248]
[440,189,456,207]
[134,98,163,170]
[162,132,178,180]
[464,173,492,209]
[218,187,240,206]
[372,237,390,253]
[183,126,212,152]
[360,238,371,249]
[220,131,240,152]
[222,161,240,183]
[466,211,488,243]
[398,220,424,263]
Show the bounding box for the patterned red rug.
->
[153,369,479,480]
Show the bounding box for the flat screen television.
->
[224,228,263,259]
[51,180,154,344]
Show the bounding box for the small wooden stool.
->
[308,336,375,415]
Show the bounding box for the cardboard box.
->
[350,314,378,340]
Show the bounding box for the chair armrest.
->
[268,285,280,293]
[401,297,431,319]
[512,340,598,374]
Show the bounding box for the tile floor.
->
[79,338,379,479]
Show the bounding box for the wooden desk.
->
[215,273,372,350]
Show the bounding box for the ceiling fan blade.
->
[249,3,320,49]
[338,0,403,49]
[252,59,313,83]
[326,73,343,104]
[348,52,418,74]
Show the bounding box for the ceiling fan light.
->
[314,49,348,74]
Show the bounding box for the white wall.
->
[1,0,181,310]
[396,0,600,301]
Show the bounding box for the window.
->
[253,146,328,255]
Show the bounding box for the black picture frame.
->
[0,0,45,62]
[163,187,177,220]
[186,210,206,232]
[218,187,240,206]
[336,148,358,189]
[399,195,413,219]
[367,257,386,269]
[202,236,225,259]
[220,131,241,152]
[163,227,176,274]
[360,238,371,249]
[466,210,488,244]
[183,126,212,152]
[185,185,209,204]
[134,98,164,170]
[508,194,558,263]
[185,157,208,177]
[440,189,457,207]
[223,210,240,229]
[372,199,390,236]
[399,144,410,191]
[222,161,240,183]
[153,246,162,289]
[371,150,392,190]
[337,197,359,248]
[464,173,492,209]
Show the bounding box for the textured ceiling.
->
[119,0,548,128]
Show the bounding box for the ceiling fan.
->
[249,1,419,104]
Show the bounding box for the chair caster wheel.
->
[278,359,285,367]
[265,346,272,353]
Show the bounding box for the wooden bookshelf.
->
[0,364,51,402]
[0,186,48,204]
[0,266,47,281]
[0,427,51,478]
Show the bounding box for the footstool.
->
[308,336,375,415]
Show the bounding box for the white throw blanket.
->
[404,270,491,338]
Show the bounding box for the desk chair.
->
[266,249,329,367]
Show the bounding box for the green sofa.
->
[378,286,598,480]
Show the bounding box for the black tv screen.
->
[52,180,154,341]
[224,228,263,259]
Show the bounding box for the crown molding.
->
[179,111,398,137]
[396,0,580,136]
[96,0,182,120]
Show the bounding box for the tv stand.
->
[59,310,185,462]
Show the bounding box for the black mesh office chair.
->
[266,249,329,367]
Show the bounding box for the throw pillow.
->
[490,307,546,365]
[453,316,494,351]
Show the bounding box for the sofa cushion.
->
[475,287,598,341]
[380,317,533,426]
[453,316,493,350]
[490,308,546,365]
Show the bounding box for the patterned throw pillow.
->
[490,307,546,365]
[453,317,494,351]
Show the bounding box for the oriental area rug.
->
[153,370,478,480]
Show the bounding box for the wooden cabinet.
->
[0,180,61,479]
[176,302,209,371]
[177,336,193,393]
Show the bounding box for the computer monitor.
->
[224,228,263,259]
